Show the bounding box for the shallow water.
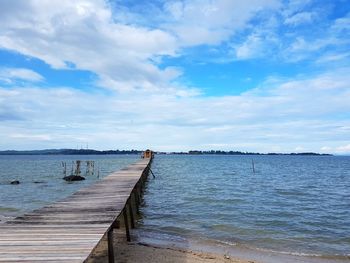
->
[0,154,138,221]
[138,155,350,260]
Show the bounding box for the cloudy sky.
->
[0,0,349,153]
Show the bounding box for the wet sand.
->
[87,230,256,263]
[114,242,255,263]
[86,227,350,263]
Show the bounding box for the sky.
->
[0,0,349,154]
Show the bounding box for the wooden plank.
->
[0,249,94,254]
[0,236,102,241]
[0,259,85,261]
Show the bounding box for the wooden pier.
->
[0,156,153,262]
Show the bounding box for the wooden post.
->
[138,182,142,196]
[133,188,140,215]
[107,228,114,263]
[76,160,81,176]
[123,208,131,242]
[139,176,144,190]
[128,199,135,229]
[107,220,120,263]
[112,220,120,229]
[62,162,67,177]
[132,188,138,205]
[137,182,142,200]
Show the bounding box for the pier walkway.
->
[0,156,152,262]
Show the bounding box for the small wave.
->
[0,206,19,212]
[217,239,350,260]
[137,227,350,262]
[251,246,350,260]
[199,236,350,260]
[222,171,236,175]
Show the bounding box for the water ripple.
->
[140,154,350,258]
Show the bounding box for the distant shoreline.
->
[160,150,332,156]
[0,149,332,156]
[0,149,142,155]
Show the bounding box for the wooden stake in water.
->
[86,161,93,175]
[252,159,255,173]
[85,161,89,175]
[62,162,67,177]
[71,161,74,175]
[75,160,81,176]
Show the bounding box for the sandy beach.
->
[115,242,254,263]
[87,230,256,263]
[86,226,350,263]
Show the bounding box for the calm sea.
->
[0,154,138,221]
[138,154,350,262]
[0,154,349,262]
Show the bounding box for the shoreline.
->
[116,242,255,263]
[86,228,350,263]
[133,232,350,263]
[87,231,257,263]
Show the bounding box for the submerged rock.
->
[63,175,85,181]
[10,180,20,185]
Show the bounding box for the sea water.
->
[138,155,350,262]
[0,154,138,221]
[0,154,349,262]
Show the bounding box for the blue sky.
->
[0,0,349,153]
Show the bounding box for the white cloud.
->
[162,0,280,46]
[0,0,281,94]
[294,146,304,151]
[233,32,278,60]
[0,68,44,83]
[321,146,332,152]
[281,11,350,62]
[0,0,349,153]
[336,144,350,153]
[10,133,52,141]
[235,34,264,59]
[0,0,180,93]
[1,67,349,152]
[281,0,313,17]
[221,4,350,63]
[284,11,316,26]
[316,52,350,63]
[320,144,350,154]
[331,13,350,32]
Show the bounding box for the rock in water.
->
[10,180,20,185]
[63,175,85,181]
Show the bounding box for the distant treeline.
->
[157,150,332,156]
[0,149,331,156]
[0,149,142,155]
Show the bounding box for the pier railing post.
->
[107,228,115,263]
[128,198,135,229]
[123,207,131,242]
[107,220,119,263]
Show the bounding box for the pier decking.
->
[0,157,152,262]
